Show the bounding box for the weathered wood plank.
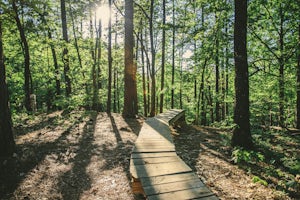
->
[143,179,205,196]
[131,152,177,159]
[132,156,181,165]
[130,161,192,178]
[140,172,199,187]
[193,195,219,200]
[147,187,214,200]
[132,148,175,153]
[134,143,174,148]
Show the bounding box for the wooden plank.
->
[155,109,184,125]
[193,195,219,200]
[147,187,214,200]
[133,148,175,153]
[140,172,200,187]
[132,156,181,165]
[143,179,205,196]
[130,161,192,178]
[134,143,174,148]
[131,152,177,159]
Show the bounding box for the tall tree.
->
[159,0,166,113]
[149,0,156,116]
[0,14,15,156]
[232,0,253,149]
[12,0,32,111]
[123,0,138,117]
[60,0,71,97]
[297,23,300,129]
[107,0,112,113]
[215,13,220,122]
[171,0,175,109]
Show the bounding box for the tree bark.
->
[150,0,156,116]
[232,0,253,149]
[97,20,103,111]
[123,0,138,117]
[215,14,220,122]
[278,4,285,126]
[140,29,148,116]
[0,16,15,156]
[107,0,112,113]
[12,0,32,112]
[297,23,300,129]
[171,0,175,109]
[159,0,166,113]
[60,0,71,97]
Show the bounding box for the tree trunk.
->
[48,31,61,96]
[278,4,285,126]
[171,0,175,109]
[150,0,156,116]
[123,0,138,117]
[140,29,148,116]
[297,24,300,129]
[0,17,15,156]
[60,0,71,97]
[69,3,87,95]
[12,0,32,112]
[97,20,103,111]
[107,0,112,113]
[225,22,230,117]
[159,0,166,113]
[232,0,253,149]
[215,14,220,122]
[113,16,118,113]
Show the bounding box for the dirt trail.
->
[1,111,142,200]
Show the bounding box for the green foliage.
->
[252,176,268,186]
[231,147,264,164]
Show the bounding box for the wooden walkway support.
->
[130,109,218,200]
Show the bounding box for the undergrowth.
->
[213,125,300,198]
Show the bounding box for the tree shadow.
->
[174,125,232,172]
[124,117,143,136]
[0,111,90,199]
[56,112,97,199]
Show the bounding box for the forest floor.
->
[0,110,298,199]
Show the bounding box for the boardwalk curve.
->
[130,109,218,200]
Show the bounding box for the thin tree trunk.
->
[232,0,253,149]
[171,0,175,109]
[69,3,86,94]
[215,14,220,122]
[107,0,112,113]
[12,0,32,111]
[297,24,300,129]
[141,29,148,116]
[225,22,229,117]
[113,16,118,113]
[48,31,61,96]
[97,20,103,111]
[208,85,214,124]
[60,0,71,97]
[278,4,285,126]
[0,16,15,156]
[150,0,156,116]
[179,46,183,109]
[159,0,166,113]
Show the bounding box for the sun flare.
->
[95,4,111,26]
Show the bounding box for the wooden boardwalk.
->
[130,109,218,200]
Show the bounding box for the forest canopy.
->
[0,0,299,134]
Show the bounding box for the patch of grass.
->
[252,176,268,186]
